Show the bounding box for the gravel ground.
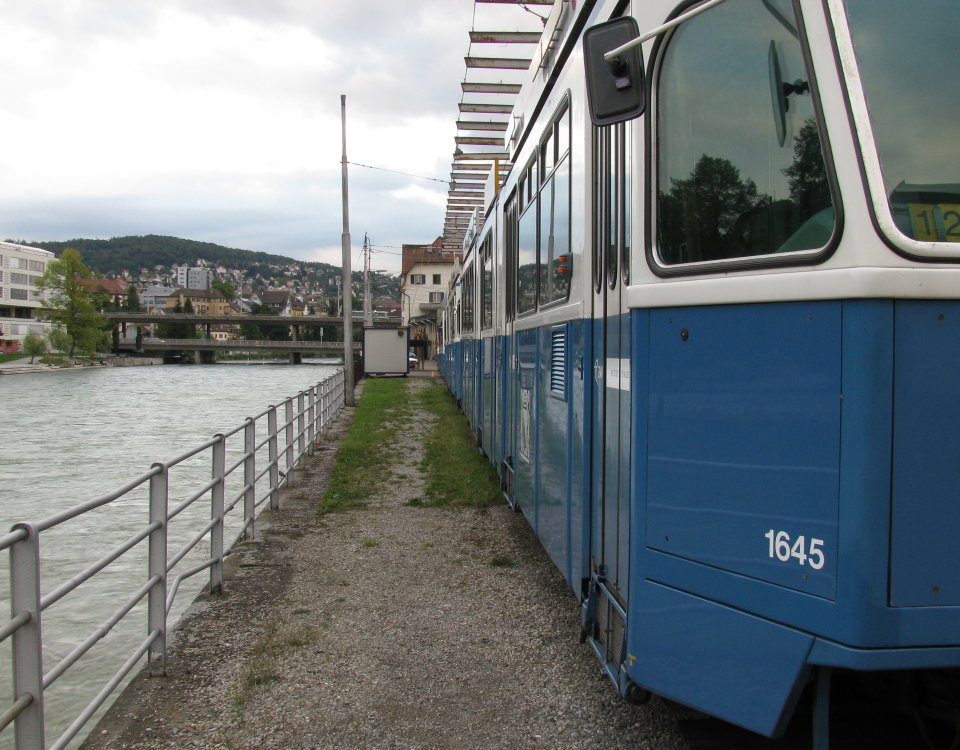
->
[81,376,690,750]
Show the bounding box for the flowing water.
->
[0,361,341,749]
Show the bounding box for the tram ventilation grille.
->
[550,328,566,398]
[596,589,626,668]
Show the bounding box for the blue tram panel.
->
[645,302,840,599]
[891,301,960,607]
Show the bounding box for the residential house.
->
[0,241,54,353]
[141,285,179,313]
[170,288,232,316]
[80,277,129,310]
[252,290,292,315]
[399,237,457,360]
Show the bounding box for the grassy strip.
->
[318,378,409,515]
[232,621,317,708]
[414,382,501,508]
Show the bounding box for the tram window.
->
[623,124,632,284]
[655,0,835,266]
[558,108,570,160]
[462,263,475,333]
[842,1,960,248]
[518,204,538,315]
[607,126,619,286]
[481,239,493,330]
[542,129,555,175]
[540,157,571,304]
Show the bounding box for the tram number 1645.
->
[764,530,825,570]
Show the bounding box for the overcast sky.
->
[0,0,542,273]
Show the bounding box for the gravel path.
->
[81,377,689,750]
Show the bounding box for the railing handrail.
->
[1,368,347,750]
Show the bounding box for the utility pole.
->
[340,94,355,405]
[363,233,373,327]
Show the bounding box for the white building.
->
[399,238,457,361]
[175,265,213,290]
[0,241,54,354]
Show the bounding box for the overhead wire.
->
[347,161,449,185]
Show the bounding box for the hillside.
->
[14,235,399,297]
[23,235,322,276]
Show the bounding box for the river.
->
[0,361,341,749]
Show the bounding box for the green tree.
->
[22,333,47,364]
[123,285,143,312]
[34,248,104,356]
[783,117,832,219]
[212,278,235,300]
[48,326,73,355]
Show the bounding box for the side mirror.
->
[584,17,646,126]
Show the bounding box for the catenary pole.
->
[340,94,355,405]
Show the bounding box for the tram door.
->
[588,121,632,678]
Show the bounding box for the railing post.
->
[284,398,296,489]
[243,417,256,539]
[297,391,306,465]
[307,386,316,454]
[210,436,225,595]
[148,463,168,676]
[320,380,330,436]
[10,522,45,750]
[268,406,280,510]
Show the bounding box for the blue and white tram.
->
[440,0,960,745]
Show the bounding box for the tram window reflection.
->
[655,0,835,266]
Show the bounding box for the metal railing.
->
[0,369,347,750]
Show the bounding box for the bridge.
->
[108,312,394,364]
[105,313,401,328]
[139,338,361,364]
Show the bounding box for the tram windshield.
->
[841,1,960,248]
[655,0,835,267]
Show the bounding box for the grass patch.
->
[361,538,379,548]
[233,622,317,707]
[490,555,517,568]
[415,382,501,507]
[318,378,409,515]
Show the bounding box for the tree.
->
[661,155,770,263]
[48,326,73,355]
[212,278,235,300]
[22,333,46,364]
[123,285,143,312]
[783,117,832,219]
[34,248,105,356]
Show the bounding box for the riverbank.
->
[0,355,162,375]
[78,374,690,750]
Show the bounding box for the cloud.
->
[0,0,540,272]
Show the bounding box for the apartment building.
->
[399,238,457,361]
[0,241,54,353]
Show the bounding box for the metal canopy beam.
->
[469,31,543,44]
[475,0,553,4]
[459,102,514,114]
[455,136,505,146]
[456,120,509,132]
[453,161,492,170]
[465,56,532,70]
[461,82,522,94]
[453,151,510,160]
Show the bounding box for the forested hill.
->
[22,235,331,277]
